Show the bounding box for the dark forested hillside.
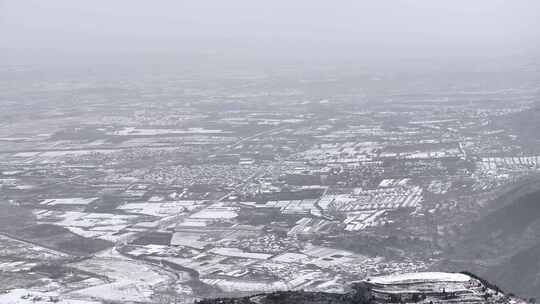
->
[446,181,540,299]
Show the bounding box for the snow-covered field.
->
[118,202,185,217]
[170,232,212,249]
[368,272,471,284]
[110,127,230,136]
[201,278,288,293]
[190,203,238,219]
[0,289,101,304]
[35,211,138,228]
[68,249,174,303]
[301,244,366,268]
[0,234,69,261]
[272,252,309,263]
[40,197,98,206]
[33,211,139,241]
[0,260,37,272]
[210,247,273,260]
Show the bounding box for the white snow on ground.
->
[190,203,238,219]
[68,249,172,303]
[210,247,273,260]
[33,211,140,241]
[12,152,41,157]
[110,127,229,136]
[201,279,288,293]
[177,218,209,227]
[34,211,137,228]
[0,289,101,304]
[0,234,69,260]
[170,232,210,249]
[368,272,471,284]
[40,197,98,206]
[37,150,119,158]
[272,252,309,263]
[118,202,184,217]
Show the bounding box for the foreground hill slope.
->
[445,180,540,299]
[197,272,530,304]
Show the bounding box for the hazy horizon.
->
[2,0,540,66]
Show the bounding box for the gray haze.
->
[1,0,540,65]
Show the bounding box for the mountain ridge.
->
[196,271,531,304]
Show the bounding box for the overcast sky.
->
[1,0,540,65]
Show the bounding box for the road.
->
[222,125,290,152]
